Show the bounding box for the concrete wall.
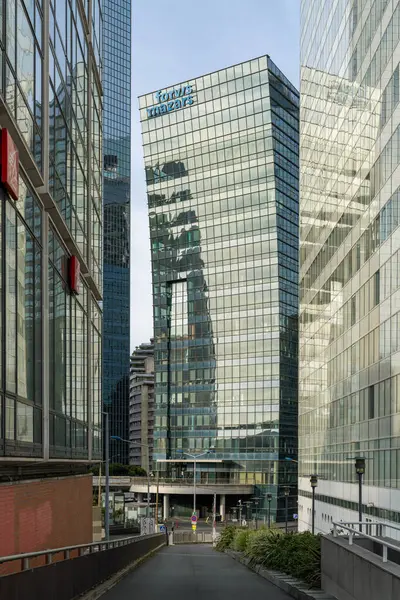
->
[321,535,400,600]
[0,474,93,573]
[93,506,102,541]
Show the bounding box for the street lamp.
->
[238,499,243,524]
[355,457,366,532]
[251,497,260,529]
[177,448,214,517]
[284,486,290,534]
[266,493,272,528]
[310,474,318,534]
[111,436,152,517]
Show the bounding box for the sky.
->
[130,0,300,350]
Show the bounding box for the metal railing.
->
[0,533,160,572]
[125,477,255,486]
[332,521,400,564]
[172,531,215,544]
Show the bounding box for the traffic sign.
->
[191,515,198,523]
[192,524,197,531]
[159,525,166,533]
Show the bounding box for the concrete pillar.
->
[163,494,170,520]
[137,493,143,502]
[220,494,226,521]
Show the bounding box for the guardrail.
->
[0,533,150,572]
[0,533,165,600]
[332,521,400,563]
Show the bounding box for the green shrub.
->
[215,525,237,551]
[232,529,252,552]
[244,529,321,588]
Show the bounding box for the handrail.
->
[0,533,161,571]
[334,521,400,534]
[332,521,400,563]
[93,476,254,486]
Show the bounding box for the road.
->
[102,544,292,600]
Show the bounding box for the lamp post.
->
[238,499,242,525]
[355,457,366,532]
[178,449,214,517]
[310,474,318,535]
[251,497,259,529]
[284,486,290,534]
[110,436,152,517]
[266,493,272,528]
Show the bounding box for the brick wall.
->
[0,474,93,573]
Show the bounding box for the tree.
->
[128,465,147,477]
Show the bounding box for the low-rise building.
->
[129,340,154,471]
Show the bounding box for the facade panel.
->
[141,56,299,521]
[299,0,400,533]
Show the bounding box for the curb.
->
[225,550,335,600]
[78,543,165,600]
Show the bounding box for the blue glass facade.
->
[140,56,299,521]
[103,1,131,462]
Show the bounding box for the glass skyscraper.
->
[140,56,299,521]
[0,0,102,465]
[0,0,102,557]
[300,0,400,533]
[103,0,131,463]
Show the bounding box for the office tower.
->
[139,56,299,521]
[299,0,400,532]
[129,340,155,471]
[0,0,102,558]
[102,0,131,463]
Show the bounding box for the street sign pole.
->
[191,513,197,533]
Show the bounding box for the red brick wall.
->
[0,474,93,572]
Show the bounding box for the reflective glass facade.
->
[141,56,299,521]
[0,0,102,462]
[102,0,131,463]
[299,0,400,532]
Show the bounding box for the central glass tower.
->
[140,56,299,521]
[102,0,131,462]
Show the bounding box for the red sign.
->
[1,129,19,201]
[191,515,197,523]
[69,255,80,294]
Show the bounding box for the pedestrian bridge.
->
[92,476,254,496]
[0,534,292,600]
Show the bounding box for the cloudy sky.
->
[130,0,300,350]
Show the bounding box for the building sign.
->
[147,85,194,118]
[69,255,80,294]
[1,129,19,201]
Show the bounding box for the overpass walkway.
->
[102,544,292,600]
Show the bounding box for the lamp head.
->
[355,457,366,475]
[310,474,318,488]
